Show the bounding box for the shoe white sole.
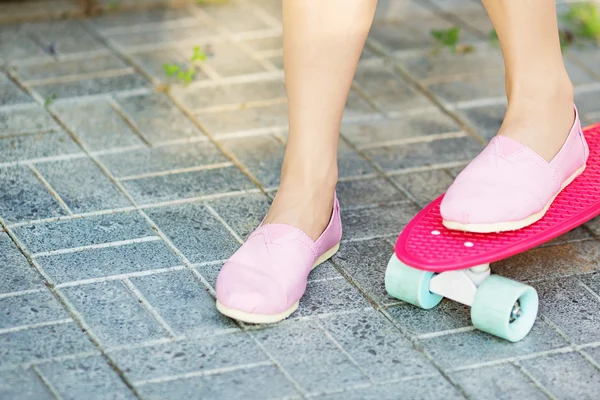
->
[215,243,340,324]
[443,164,586,233]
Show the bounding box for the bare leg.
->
[482,0,575,161]
[263,0,378,240]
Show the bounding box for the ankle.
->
[506,73,573,107]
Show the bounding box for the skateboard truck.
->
[428,264,490,307]
[385,255,539,343]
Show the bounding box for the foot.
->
[440,104,589,233]
[263,181,336,241]
[498,87,575,162]
[215,193,342,323]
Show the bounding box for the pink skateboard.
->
[385,123,600,342]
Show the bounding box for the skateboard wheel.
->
[385,254,442,309]
[471,275,538,342]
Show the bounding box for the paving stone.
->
[35,158,130,213]
[341,202,420,241]
[137,365,300,400]
[405,11,483,43]
[61,281,167,347]
[201,2,272,32]
[91,8,200,31]
[332,239,398,307]
[534,277,600,345]
[458,103,506,141]
[104,23,219,49]
[338,140,377,178]
[451,363,546,400]
[99,141,227,178]
[0,289,69,330]
[584,345,600,366]
[520,352,600,399]
[146,203,240,263]
[0,232,45,295]
[0,322,95,368]
[200,41,268,77]
[369,20,435,51]
[336,178,406,209]
[569,48,600,81]
[251,320,369,394]
[0,131,82,163]
[438,4,492,34]
[0,0,78,28]
[52,100,144,151]
[206,192,270,239]
[0,105,59,136]
[565,59,599,87]
[37,240,181,284]
[22,20,106,56]
[0,368,53,400]
[37,356,136,400]
[16,54,130,82]
[131,270,236,337]
[116,92,202,145]
[420,321,567,369]
[197,103,288,136]
[428,75,506,104]
[319,375,463,400]
[0,25,49,62]
[363,136,482,172]
[30,73,149,100]
[0,166,67,224]
[341,111,461,147]
[354,63,431,112]
[0,72,33,106]
[295,277,370,319]
[221,135,284,187]
[308,260,343,282]
[391,169,454,206]
[369,2,477,52]
[344,89,379,120]
[242,35,283,52]
[397,46,504,81]
[252,0,281,20]
[109,333,268,382]
[129,47,209,84]
[575,89,600,120]
[13,211,155,254]
[174,78,286,110]
[580,271,600,296]
[122,165,254,205]
[493,240,600,283]
[264,54,283,70]
[320,309,437,382]
[385,300,472,337]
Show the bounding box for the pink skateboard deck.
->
[394,123,600,273]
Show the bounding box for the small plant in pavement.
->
[430,26,474,55]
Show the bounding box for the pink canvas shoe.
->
[441,106,589,233]
[215,194,342,324]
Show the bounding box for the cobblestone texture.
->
[1,0,599,399]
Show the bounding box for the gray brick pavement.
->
[1,0,600,399]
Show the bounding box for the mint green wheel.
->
[471,275,538,342]
[385,254,442,309]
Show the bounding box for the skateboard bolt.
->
[509,301,522,323]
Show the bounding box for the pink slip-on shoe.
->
[215,194,342,324]
[441,106,589,233]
